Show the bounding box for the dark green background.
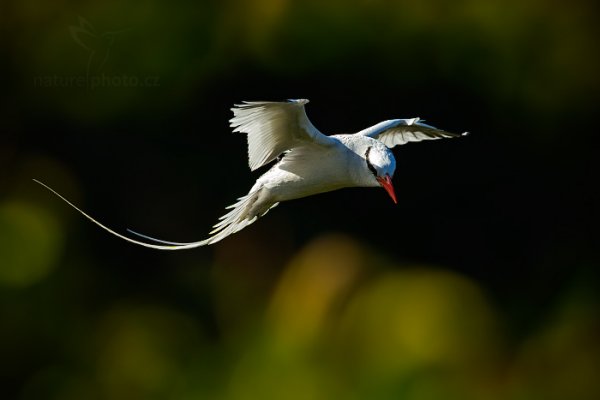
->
[1,0,599,399]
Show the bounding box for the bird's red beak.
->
[377,174,397,204]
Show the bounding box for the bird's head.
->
[364,142,397,204]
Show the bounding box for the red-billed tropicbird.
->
[35,99,467,250]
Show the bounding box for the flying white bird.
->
[35,99,467,250]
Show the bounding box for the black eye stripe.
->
[365,146,377,176]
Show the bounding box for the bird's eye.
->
[365,147,377,176]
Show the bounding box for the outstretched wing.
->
[230,99,337,170]
[358,118,468,148]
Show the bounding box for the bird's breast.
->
[261,148,357,202]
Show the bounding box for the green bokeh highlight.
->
[0,201,64,287]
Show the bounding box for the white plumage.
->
[36,99,467,250]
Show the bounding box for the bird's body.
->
[250,134,384,203]
[35,99,467,250]
[206,134,382,245]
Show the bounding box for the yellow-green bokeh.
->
[0,200,64,287]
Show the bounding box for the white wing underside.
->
[358,118,468,147]
[230,99,336,170]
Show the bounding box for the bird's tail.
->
[34,179,275,250]
[128,188,278,246]
[206,190,279,245]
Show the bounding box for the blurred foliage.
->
[0,200,63,287]
[1,0,599,399]
[3,235,599,399]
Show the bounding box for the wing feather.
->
[230,99,336,170]
[358,118,468,148]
